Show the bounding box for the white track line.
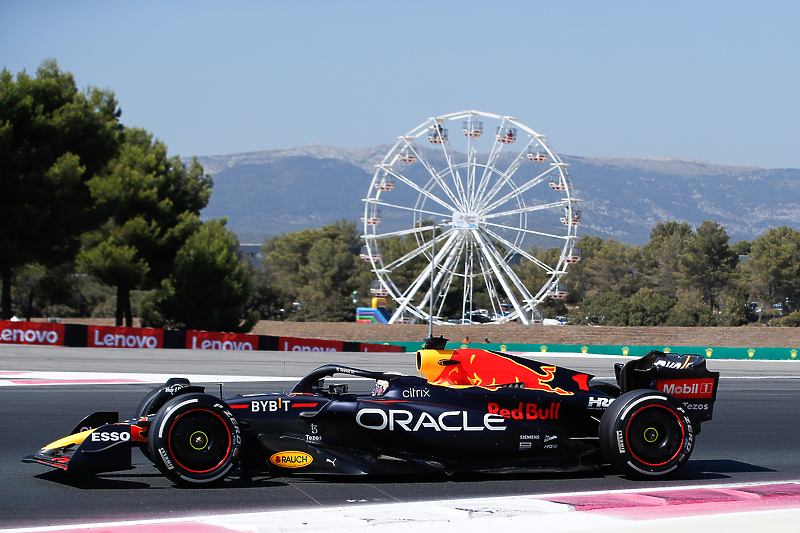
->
[2,368,798,387]
[2,480,799,533]
[0,371,301,386]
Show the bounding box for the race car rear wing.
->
[615,350,720,425]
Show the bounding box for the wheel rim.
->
[626,405,684,466]
[189,430,209,450]
[167,409,232,473]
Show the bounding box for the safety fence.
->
[4,320,799,359]
[0,320,402,353]
[390,340,800,360]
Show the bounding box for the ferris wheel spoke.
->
[365,224,440,241]
[378,227,453,275]
[426,236,465,320]
[376,243,428,273]
[400,138,465,210]
[479,165,558,214]
[432,128,468,206]
[476,138,533,203]
[474,231,536,303]
[479,126,508,186]
[436,243,463,312]
[395,233,460,314]
[367,197,452,221]
[474,166,502,207]
[463,240,477,319]
[435,274,454,321]
[483,220,569,241]
[473,252,498,317]
[481,141,541,208]
[376,165,457,213]
[471,230,535,324]
[482,226,556,273]
[485,199,567,220]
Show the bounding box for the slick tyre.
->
[599,390,694,478]
[135,378,191,419]
[148,393,241,486]
[136,378,193,463]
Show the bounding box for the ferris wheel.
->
[361,110,580,325]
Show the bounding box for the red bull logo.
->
[419,349,574,395]
[488,402,561,420]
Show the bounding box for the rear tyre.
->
[599,390,694,478]
[148,393,241,486]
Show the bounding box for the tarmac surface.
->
[1,344,799,531]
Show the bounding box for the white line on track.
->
[0,371,302,386]
[2,368,798,387]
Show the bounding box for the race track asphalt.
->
[1,345,799,529]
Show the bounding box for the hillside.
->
[197,144,800,245]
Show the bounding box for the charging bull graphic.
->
[417,348,577,395]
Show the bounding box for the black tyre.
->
[599,389,694,478]
[135,378,191,420]
[148,393,241,486]
[135,378,193,462]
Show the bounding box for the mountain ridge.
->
[195,144,800,245]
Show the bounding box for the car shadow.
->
[34,469,289,490]
[34,469,154,489]
[32,459,774,489]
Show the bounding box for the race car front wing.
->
[21,412,146,474]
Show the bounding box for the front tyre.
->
[599,390,694,478]
[148,393,241,486]
[135,377,191,419]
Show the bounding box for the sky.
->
[2,1,799,169]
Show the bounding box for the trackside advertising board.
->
[281,336,343,352]
[87,325,164,349]
[360,342,403,353]
[0,321,65,346]
[187,330,259,351]
[0,321,405,353]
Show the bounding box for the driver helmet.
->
[372,380,389,396]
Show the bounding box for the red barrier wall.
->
[187,330,259,350]
[360,342,403,353]
[87,325,164,349]
[280,336,343,352]
[0,320,404,353]
[0,320,65,346]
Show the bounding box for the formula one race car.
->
[23,337,719,485]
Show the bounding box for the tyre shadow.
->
[32,459,772,489]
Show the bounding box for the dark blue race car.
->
[24,337,719,486]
